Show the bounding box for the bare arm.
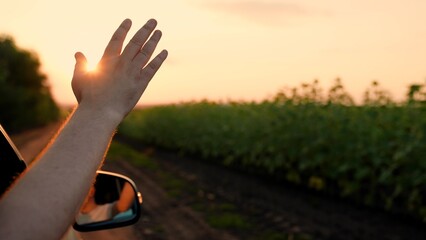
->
[0,18,167,240]
[115,182,136,213]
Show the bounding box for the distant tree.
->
[0,35,59,132]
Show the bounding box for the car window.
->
[0,125,26,196]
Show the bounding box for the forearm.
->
[116,182,135,212]
[0,104,121,240]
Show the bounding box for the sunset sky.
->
[1,0,426,105]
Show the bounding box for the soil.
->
[12,124,426,240]
[101,147,238,240]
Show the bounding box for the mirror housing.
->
[73,170,142,232]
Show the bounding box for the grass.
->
[157,171,187,198]
[206,212,251,230]
[106,141,158,170]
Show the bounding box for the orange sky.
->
[1,0,426,105]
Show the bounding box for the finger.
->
[121,19,157,61]
[102,19,132,59]
[132,30,162,69]
[73,52,87,75]
[140,50,168,83]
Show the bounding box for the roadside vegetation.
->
[119,79,426,223]
[0,36,60,133]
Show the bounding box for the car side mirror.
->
[73,170,142,232]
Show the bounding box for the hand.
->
[72,18,168,122]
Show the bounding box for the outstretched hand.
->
[72,18,167,122]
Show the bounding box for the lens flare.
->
[85,61,98,72]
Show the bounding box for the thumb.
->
[72,52,87,103]
[73,52,87,75]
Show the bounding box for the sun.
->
[85,61,98,72]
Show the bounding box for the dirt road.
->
[102,158,238,240]
[11,122,62,164]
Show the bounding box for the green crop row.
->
[119,101,426,222]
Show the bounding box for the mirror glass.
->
[74,171,142,231]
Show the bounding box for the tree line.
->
[0,36,60,133]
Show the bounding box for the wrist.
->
[75,102,124,129]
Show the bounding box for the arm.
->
[0,18,167,240]
[115,182,136,213]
